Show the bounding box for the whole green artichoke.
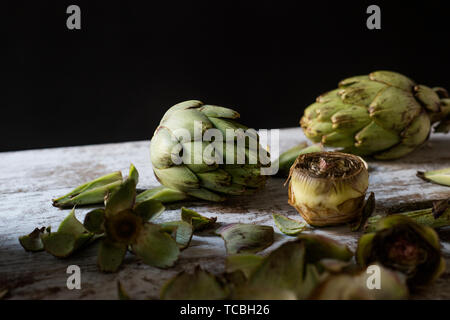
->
[301,71,450,159]
[150,100,268,201]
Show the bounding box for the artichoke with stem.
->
[301,71,450,159]
[150,100,269,201]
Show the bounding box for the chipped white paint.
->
[0,128,449,299]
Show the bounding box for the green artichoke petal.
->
[414,85,441,113]
[52,171,123,207]
[150,126,180,169]
[160,267,228,300]
[187,188,225,202]
[375,111,430,159]
[369,70,415,91]
[105,179,136,217]
[162,109,213,139]
[338,75,370,87]
[303,121,334,141]
[246,241,306,298]
[338,79,386,105]
[354,121,400,153]
[199,105,240,119]
[160,100,203,123]
[225,254,264,278]
[322,131,354,148]
[316,89,341,103]
[153,166,200,192]
[132,223,180,268]
[223,167,266,188]
[83,208,106,234]
[331,105,371,131]
[136,186,189,203]
[97,238,127,273]
[133,199,165,222]
[160,220,193,250]
[181,141,220,173]
[369,86,422,132]
[315,101,348,121]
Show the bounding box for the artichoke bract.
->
[357,215,446,287]
[288,152,369,227]
[150,100,269,201]
[301,71,450,159]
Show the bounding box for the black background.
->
[2,0,450,151]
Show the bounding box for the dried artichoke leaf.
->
[160,266,228,300]
[131,223,180,268]
[105,178,136,217]
[133,199,165,222]
[245,241,307,299]
[83,208,106,234]
[216,223,274,254]
[160,221,193,250]
[19,227,50,252]
[417,167,450,187]
[272,214,307,236]
[181,207,217,231]
[225,254,264,278]
[97,238,127,273]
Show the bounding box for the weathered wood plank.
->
[0,128,449,299]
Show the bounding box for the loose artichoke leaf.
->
[350,192,375,231]
[297,264,321,300]
[310,264,408,300]
[365,206,450,232]
[181,207,217,231]
[58,208,88,236]
[160,220,193,249]
[216,223,274,255]
[244,240,307,299]
[42,233,77,258]
[128,163,139,186]
[117,281,130,300]
[160,266,228,300]
[131,223,180,268]
[136,186,190,204]
[274,143,323,177]
[272,214,307,236]
[97,238,127,273]
[105,178,136,217]
[53,181,123,208]
[133,199,165,222]
[83,208,106,234]
[417,167,450,187]
[225,254,264,278]
[19,227,50,252]
[297,234,354,263]
[52,171,123,207]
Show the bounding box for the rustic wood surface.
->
[0,127,449,300]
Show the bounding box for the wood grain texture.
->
[0,128,449,300]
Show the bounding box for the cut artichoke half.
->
[287,151,369,227]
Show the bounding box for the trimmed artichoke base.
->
[288,152,369,227]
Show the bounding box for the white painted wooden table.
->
[1,128,449,299]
